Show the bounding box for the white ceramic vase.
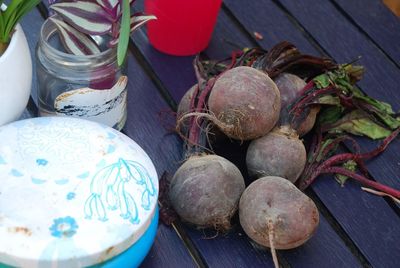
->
[0,23,32,126]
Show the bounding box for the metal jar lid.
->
[0,117,159,267]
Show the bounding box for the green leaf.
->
[354,92,395,115]
[4,5,20,39]
[318,65,400,131]
[0,10,4,40]
[15,0,41,24]
[328,110,392,139]
[350,94,400,129]
[117,0,130,66]
[335,160,357,186]
[318,106,343,125]
[3,0,23,20]
[316,138,335,162]
[333,66,399,129]
[316,95,341,105]
[0,0,40,45]
[313,73,331,88]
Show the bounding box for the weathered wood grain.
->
[20,8,43,104]
[333,0,400,66]
[123,49,197,268]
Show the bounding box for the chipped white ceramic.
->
[0,117,159,267]
[54,76,128,130]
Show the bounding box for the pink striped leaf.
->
[130,13,156,32]
[112,0,135,17]
[107,13,156,47]
[95,0,118,10]
[50,1,113,35]
[50,17,100,55]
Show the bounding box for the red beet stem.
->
[355,159,371,179]
[302,130,322,180]
[320,128,400,171]
[323,167,400,199]
[299,80,315,96]
[338,94,354,109]
[321,136,361,159]
[187,78,217,146]
[228,50,242,68]
[299,153,354,190]
[300,128,400,190]
[358,127,400,160]
[187,84,200,137]
[289,86,337,117]
[187,52,239,149]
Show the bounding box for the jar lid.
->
[0,117,159,267]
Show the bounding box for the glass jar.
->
[36,16,128,130]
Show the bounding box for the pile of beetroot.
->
[161,42,400,267]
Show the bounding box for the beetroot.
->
[176,84,197,136]
[246,126,306,183]
[239,176,319,267]
[208,66,280,140]
[177,85,196,123]
[176,84,227,145]
[274,73,319,136]
[169,154,245,230]
[275,73,306,112]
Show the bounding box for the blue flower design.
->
[36,158,48,166]
[49,216,78,238]
[66,192,76,200]
[10,169,23,177]
[84,158,155,225]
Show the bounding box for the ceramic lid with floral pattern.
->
[0,117,159,267]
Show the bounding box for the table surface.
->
[18,0,400,267]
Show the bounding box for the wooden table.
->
[19,0,400,267]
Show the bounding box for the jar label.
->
[54,76,128,130]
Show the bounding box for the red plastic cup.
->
[145,0,223,56]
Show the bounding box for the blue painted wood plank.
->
[185,226,274,267]
[20,8,43,104]
[222,1,317,56]
[203,8,256,60]
[123,50,197,268]
[132,30,196,103]
[281,213,360,268]
[333,0,400,66]
[187,213,360,268]
[312,175,400,268]
[130,1,362,267]
[223,0,400,266]
[19,6,197,268]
